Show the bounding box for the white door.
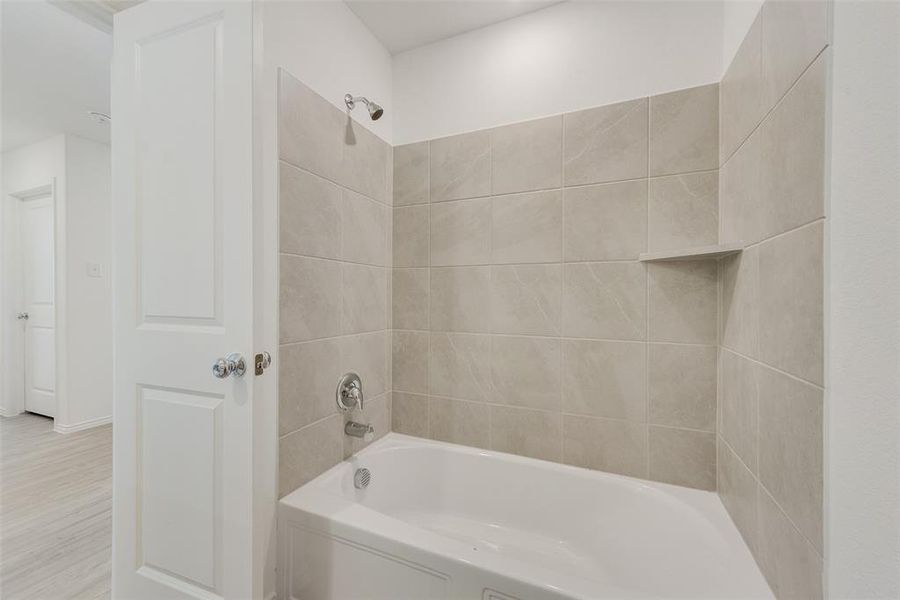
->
[20,194,56,417]
[112,2,254,599]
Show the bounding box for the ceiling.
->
[1,1,113,152]
[345,0,565,55]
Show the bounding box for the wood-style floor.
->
[0,413,112,599]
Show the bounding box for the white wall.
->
[392,1,724,144]
[261,0,393,143]
[62,135,112,428]
[826,1,900,597]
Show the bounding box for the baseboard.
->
[54,415,112,434]
[0,406,23,418]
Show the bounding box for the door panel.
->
[112,2,254,599]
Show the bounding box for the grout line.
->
[389,329,717,347]
[721,346,825,391]
[741,217,826,253]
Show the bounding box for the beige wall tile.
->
[649,426,716,490]
[719,14,764,164]
[759,55,827,240]
[341,263,387,334]
[562,340,646,422]
[563,180,647,261]
[392,268,429,330]
[279,255,341,343]
[758,487,824,600]
[648,172,719,251]
[720,248,759,359]
[648,343,716,431]
[758,365,823,553]
[719,349,759,473]
[429,333,492,402]
[492,191,562,264]
[492,116,563,194]
[279,414,343,497]
[761,0,829,111]
[430,131,491,202]
[564,98,648,186]
[392,392,428,437]
[392,331,428,394]
[490,406,562,462]
[279,339,341,436]
[342,189,387,266]
[758,222,824,384]
[649,261,717,344]
[563,262,647,341]
[393,142,429,206]
[719,129,761,245]
[430,198,491,266]
[491,336,561,411]
[342,122,390,204]
[393,205,429,267]
[718,439,759,554]
[428,396,490,449]
[430,266,492,333]
[278,70,343,182]
[341,331,388,398]
[491,264,562,336]
[562,415,647,478]
[279,163,341,259]
[649,83,719,176]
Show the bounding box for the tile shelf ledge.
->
[638,242,744,262]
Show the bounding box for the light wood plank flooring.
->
[0,413,112,599]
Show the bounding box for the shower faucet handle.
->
[336,372,364,411]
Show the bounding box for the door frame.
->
[1,179,67,422]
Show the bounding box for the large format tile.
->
[562,340,646,422]
[648,343,716,431]
[649,83,718,176]
[279,162,341,259]
[648,261,717,344]
[342,189,387,266]
[719,129,761,245]
[563,262,647,341]
[430,266,492,333]
[759,55,826,239]
[392,331,429,394]
[563,180,647,261]
[278,339,341,436]
[341,263,387,334]
[490,406,562,462]
[562,415,647,478]
[393,205,430,267]
[491,264,562,336]
[428,396,490,449]
[430,130,491,202]
[342,121,390,204]
[718,439,759,554]
[719,349,759,473]
[429,333,492,402]
[648,426,716,491]
[492,191,562,264]
[648,171,718,251]
[491,336,561,411]
[278,70,343,182]
[392,392,429,437]
[761,0,829,111]
[758,222,824,384]
[564,98,648,186]
[758,487,824,600]
[491,116,562,194]
[430,198,491,266]
[393,142,429,206]
[719,14,764,164]
[392,268,429,330]
[720,247,759,359]
[279,415,343,497]
[279,255,341,343]
[758,365,823,553]
[341,331,388,398]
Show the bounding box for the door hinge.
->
[254,351,272,376]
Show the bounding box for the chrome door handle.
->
[16,312,28,321]
[212,353,246,378]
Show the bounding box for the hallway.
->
[0,413,112,599]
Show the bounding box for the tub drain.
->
[354,468,371,489]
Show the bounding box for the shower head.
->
[344,93,384,121]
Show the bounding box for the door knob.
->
[212,353,246,378]
[16,312,28,320]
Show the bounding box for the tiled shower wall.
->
[391,84,722,490]
[716,1,828,598]
[277,70,392,497]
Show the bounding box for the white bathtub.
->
[278,434,772,600]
